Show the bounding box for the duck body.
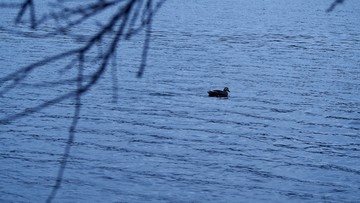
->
[208,87,230,97]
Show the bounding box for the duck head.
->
[223,87,230,92]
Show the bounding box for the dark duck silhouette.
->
[208,87,230,97]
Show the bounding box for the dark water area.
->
[1,0,360,202]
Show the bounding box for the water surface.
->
[1,0,360,202]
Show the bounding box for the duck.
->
[208,87,230,97]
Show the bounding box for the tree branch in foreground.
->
[326,0,345,12]
[0,1,166,202]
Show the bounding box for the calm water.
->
[1,0,360,202]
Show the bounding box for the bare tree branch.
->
[327,0,345,12]
[111,46,119,103]
[46,52,84,203]
[0,1,167,202]
[15,0,37,28]
[0,49,80,96]
[137,0,153,78]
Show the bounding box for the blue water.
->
[1,0,360,202]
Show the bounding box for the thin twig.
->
[45,53,84,203]
[111,48,119,103]
[137,0,153,78]
[326,0,345,12]
[0,49,80,96]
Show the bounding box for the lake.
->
[1,0,360,202]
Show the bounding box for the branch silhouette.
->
[0,0,166,202]
[326,0,345,12]
[15,0,37,29]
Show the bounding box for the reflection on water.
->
[1,0,360,202]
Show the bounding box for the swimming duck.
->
[208,87,230,97]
